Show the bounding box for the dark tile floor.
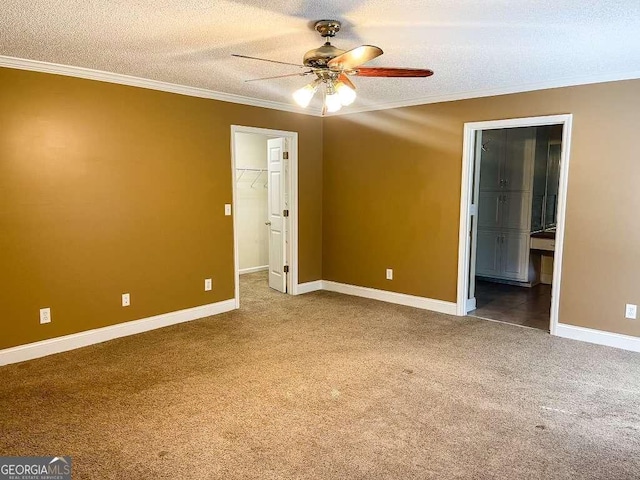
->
[469,279,551,331]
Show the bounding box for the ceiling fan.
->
[232,20,434,114]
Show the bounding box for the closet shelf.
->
[235,167,267,188]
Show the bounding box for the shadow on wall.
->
[335,105,462,153]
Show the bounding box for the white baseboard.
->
[0,299,236,366]
[239,265,268,275]
[295,280,323,295]
[555,323,640,353]
[466,297,477,313]
[322,281,458,315]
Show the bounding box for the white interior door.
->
[267,138,287,293]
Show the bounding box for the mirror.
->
[531,127,562,232]
[544,142,561,230]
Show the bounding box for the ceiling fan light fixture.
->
[292,80,319,108]
[334,80,356,106]
[325,90,342,113]
[235,19,433,113]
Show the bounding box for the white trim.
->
[466,297,477,312]
[0,299,236,366]
[0,55,322,116]
[230,126,299,306]
[555,323,640,353]
[456,121,478,316]
[332,70,640,116]
[239,265,268,275]
[456,114,573,340]
[5,55,639,119]
[549,117,573,336]
[322,281,457,315]
[296,280,324,294]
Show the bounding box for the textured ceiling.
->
[2,0,640,114]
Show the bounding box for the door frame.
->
[456,114,573,335]
[230,125,299,308]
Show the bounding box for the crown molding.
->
[3,55,639,118]
[329,69,640,116]
[0,55,323,117]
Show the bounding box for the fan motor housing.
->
[303,43,345,68]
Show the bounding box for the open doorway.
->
[457,115,573,334]
[231,126,299,307]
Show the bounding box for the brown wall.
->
[323,79,640,338]
[3,65,639,351]
[0,67,323,350]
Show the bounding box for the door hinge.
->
[283,151,289,160]
[284,265,289,273]
[283,209,289,217]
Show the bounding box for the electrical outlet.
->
[122,293,130,307]
[204,278,212,291]
[386,268,393,280]
[40,308,51,324]
[224,204,232,216]
[625,304,637,319]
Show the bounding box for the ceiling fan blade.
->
[338,73,356,90]
[328,45,383,70]
[353,67,434,77]
[231,54,306,68]
[245,71,314,82]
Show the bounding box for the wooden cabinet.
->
[476,230,501,277]
[501,192,532,230]
[476,231,531,281]
[501,232,531,280]
[503,128,535,191]
[478,191,532,231]
[479,128,534,192]
[477,129,504,190]
[478,191,502,229]
[476,127,536,283]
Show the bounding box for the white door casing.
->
[456,114,574,339]
[267,137,287,293]
[231,125,299,307]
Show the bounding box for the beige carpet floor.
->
[1,272,640,479]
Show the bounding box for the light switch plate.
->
[205,278,212,291]
[386,268,393,280]
[224,204,232,216]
